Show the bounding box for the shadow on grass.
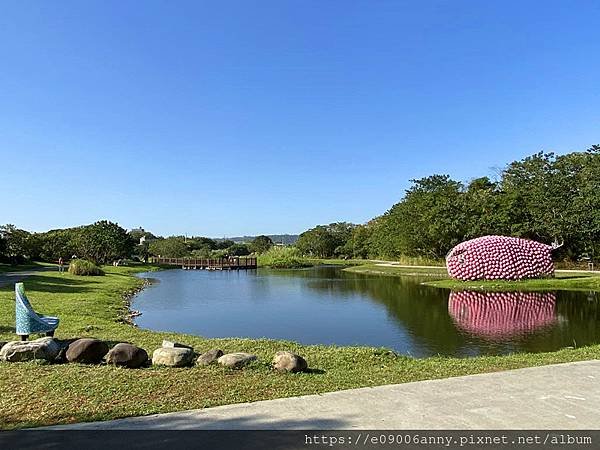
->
[23,275,100,294]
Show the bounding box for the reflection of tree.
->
[448,291,556,340]
[271,267,466,355]
[261,267,600,356]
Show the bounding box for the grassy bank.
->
[344,263,448,277]
[345,263,600,291]
[1,266,600,429]
[426,272,600,292]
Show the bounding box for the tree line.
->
[296,146,600,262]
[2,145,598,265]
[0,221,275,265]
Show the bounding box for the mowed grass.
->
[345,263,600,291]
[425,271,600,292]
[0,265,600,429]
[344,264,448,277]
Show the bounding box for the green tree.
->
[0,225,32,263]
[216,239,235,250]
[39,229,78,261]
[73,221,134,264]
[249,235,273,254]
[226,243,251,256]
[344,224,373,259]
[296,223,355,258]
[148,237,189,258]
[370,175,466,259]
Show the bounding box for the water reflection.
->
[133,267,600,357]
[448,291,556,340]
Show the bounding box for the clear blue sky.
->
[1,1,598,237]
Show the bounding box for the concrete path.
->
[47,360,600,430]
[0,266,54,287]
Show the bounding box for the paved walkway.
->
[47,360,600,430]
[0,267,55,287]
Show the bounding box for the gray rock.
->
[0,337,60,362]
[152,347,194,367]
[106,343,148,368]
[272,351,308,373]
[0,342,6,352]
[217,352,257,369]
[162,340,193,350]
[196,349,223,366]
[66,338,109,364]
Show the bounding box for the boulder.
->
[66,338,109,364]
[106,343,148,368]
[54,338,80,364]
[0,337,60,362]
[0,342,6,352]
[217,352,257,369]
[152,347,194,367]
[272,351,308,373]
[196,349,223,366]
[162,340,193,350]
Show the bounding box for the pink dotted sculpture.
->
[446,235,555,281]
[448,291,556,340]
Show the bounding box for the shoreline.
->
[2,264,600,429]
[344,263,600,292]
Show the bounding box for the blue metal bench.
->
[15,282,59,341]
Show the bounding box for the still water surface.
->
[133,266,600,357]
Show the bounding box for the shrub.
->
[258,246,311,269]
[68,259,104,276]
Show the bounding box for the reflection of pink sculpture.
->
[446,235,554,281]
[448,291,556,340]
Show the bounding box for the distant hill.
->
[215,234,299,245]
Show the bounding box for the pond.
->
[132,266,600,357]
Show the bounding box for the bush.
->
[68,259,104,276]
[258,247,311,269]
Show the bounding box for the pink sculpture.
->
[448,291,556,340]
[446,235,555,281]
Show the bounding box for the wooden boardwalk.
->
[152,257,257,270]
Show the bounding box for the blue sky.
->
[1,1,599,237]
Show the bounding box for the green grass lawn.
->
[1,265,600,429]
[426,272,600,292]
[344,263,448,277]
[345,263,600,291]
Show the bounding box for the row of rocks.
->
[0,338,308,373]
[153,340,308,372]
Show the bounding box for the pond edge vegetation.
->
[1,264,600,429]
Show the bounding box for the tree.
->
[0,225,32,263]
[148,237,189,258]
[189,237,218,250]
[216,239,235,250]
[296,223,355,258]
[73,220,134,264]
[344,224,373,259]
[226,243,251,256]
[249,235,273,254]
[39,229,78,261]
[369,176,466,259]
[0,234,6,261]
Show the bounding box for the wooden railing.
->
[151,257,257,270]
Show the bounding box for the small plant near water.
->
[258,246,311,269]
[68,259,104,276]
